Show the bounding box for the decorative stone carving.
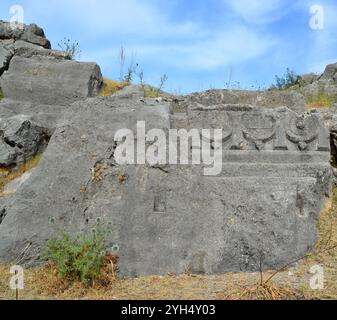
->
[286,115,320,150]
[242,112,276,150]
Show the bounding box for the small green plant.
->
[274,68,301,90]
[142,74,168,98]
[43,229,107,286]
[0,88,4,100]
[58,38,82,60]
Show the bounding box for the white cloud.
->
[224,0,294,24]
[87,26,276,71]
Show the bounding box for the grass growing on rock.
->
[100,79,130,97]
[0,88,4,100]
[305,92,337,109]
[0,154,42,198]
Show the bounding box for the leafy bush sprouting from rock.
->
[43,229,107,285]
[0,88,4,101]
[57,38,82,60]
[274,68,301,90]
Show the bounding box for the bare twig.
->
[265,243,337,284]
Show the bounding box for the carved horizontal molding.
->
[187,107,330,152]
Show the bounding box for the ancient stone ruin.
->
[0,21,335,277]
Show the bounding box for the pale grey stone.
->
[182,89,307,114]
[0,56,103,106]
[0,21,50,49]
[0,115,49,167]
[4,169,35,195]
[0,40,14,76]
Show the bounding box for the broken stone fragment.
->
[0,21,51,49]
[13,40,71,60]
[0,115,49,167]
[19,24,51,49]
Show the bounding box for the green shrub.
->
[0,88,4,100]
[43,230,107,285]
[274,68,301,90]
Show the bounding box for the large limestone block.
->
[0,87,332,276]
[0,56,103,105]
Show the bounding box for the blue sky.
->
[1,0,337,93]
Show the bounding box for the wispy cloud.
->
[88,26,276,71]
[223,0,293,24]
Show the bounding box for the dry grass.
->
[1,191,337,300]
[100,79,130,97]
[293,193,337,300]
[143,87,161,98]
[221,282,307,300]
[0,154,42,198]
[306,92,337,109]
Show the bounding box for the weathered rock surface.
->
[0,56,103,106]
[3,169,35,195]
[182,89,306,114]
[0,40,14,76]
[0,115,49,167]
[0,99,68,135]
[0,21,103,132]
[0,86,332,276]
[0,21,50,49]
[300,63,337,97]
[13,40,71,60]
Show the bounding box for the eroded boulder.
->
[0,115,49,167]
